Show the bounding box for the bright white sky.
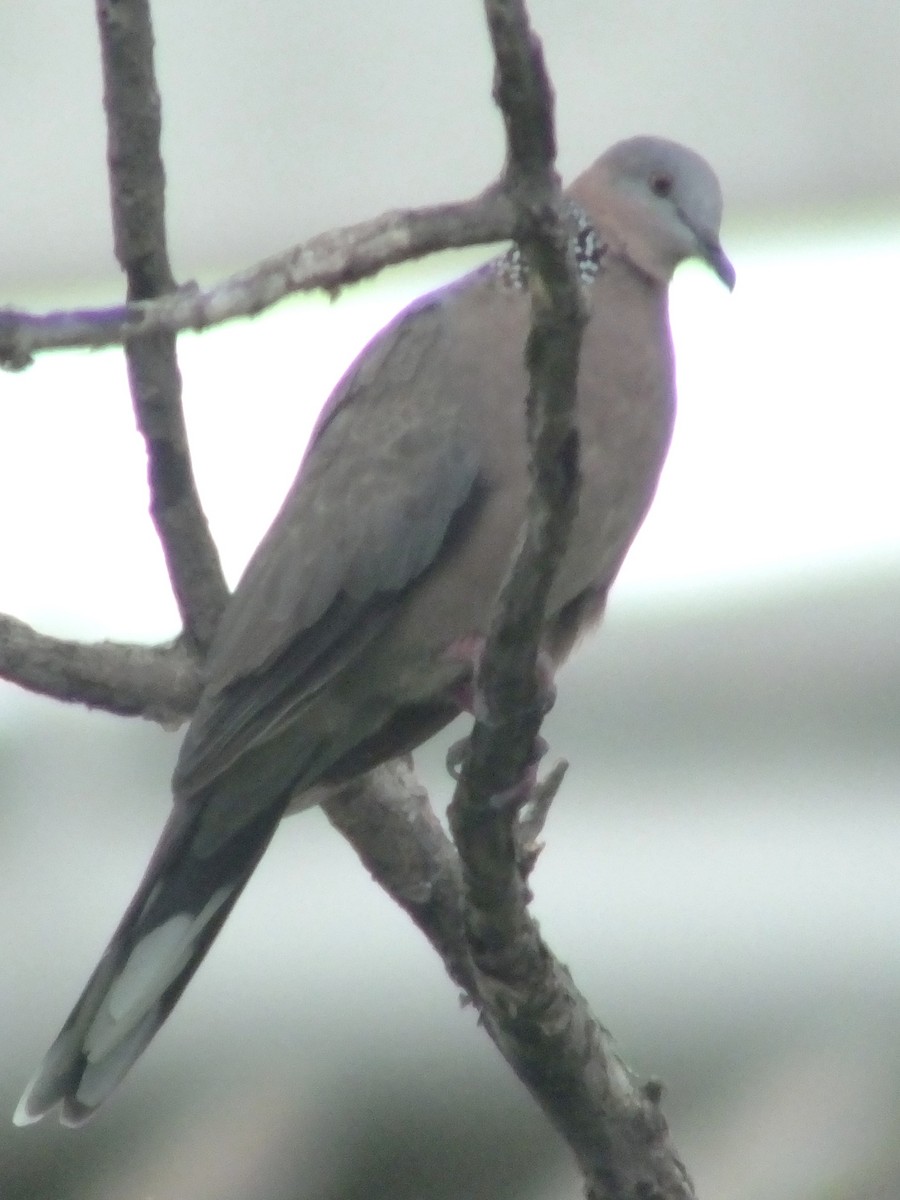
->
[1,226,898,643]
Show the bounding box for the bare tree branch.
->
[96,0,229,651]
[0,195,515,368]
[441,4,697,1197]
[322,762,477,998]
[0,615,199,725]
[486,0,558,179]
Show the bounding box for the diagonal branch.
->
[0,194,515,368]
[96,0,229,651]
[322,761,477,998]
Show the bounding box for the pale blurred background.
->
[2,2,899,1198]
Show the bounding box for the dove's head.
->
[571,135,735,290]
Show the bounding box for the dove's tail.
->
[14,796,284,1127]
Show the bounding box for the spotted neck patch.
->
[487,204,606,291]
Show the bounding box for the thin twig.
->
[0,194,514,369]
[96,0,229,651]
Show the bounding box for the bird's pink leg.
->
[443,635,557,718]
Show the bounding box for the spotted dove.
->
[15,135,734,1126]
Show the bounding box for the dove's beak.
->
[699,237,736,291]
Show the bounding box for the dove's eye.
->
[649,173,673,198]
